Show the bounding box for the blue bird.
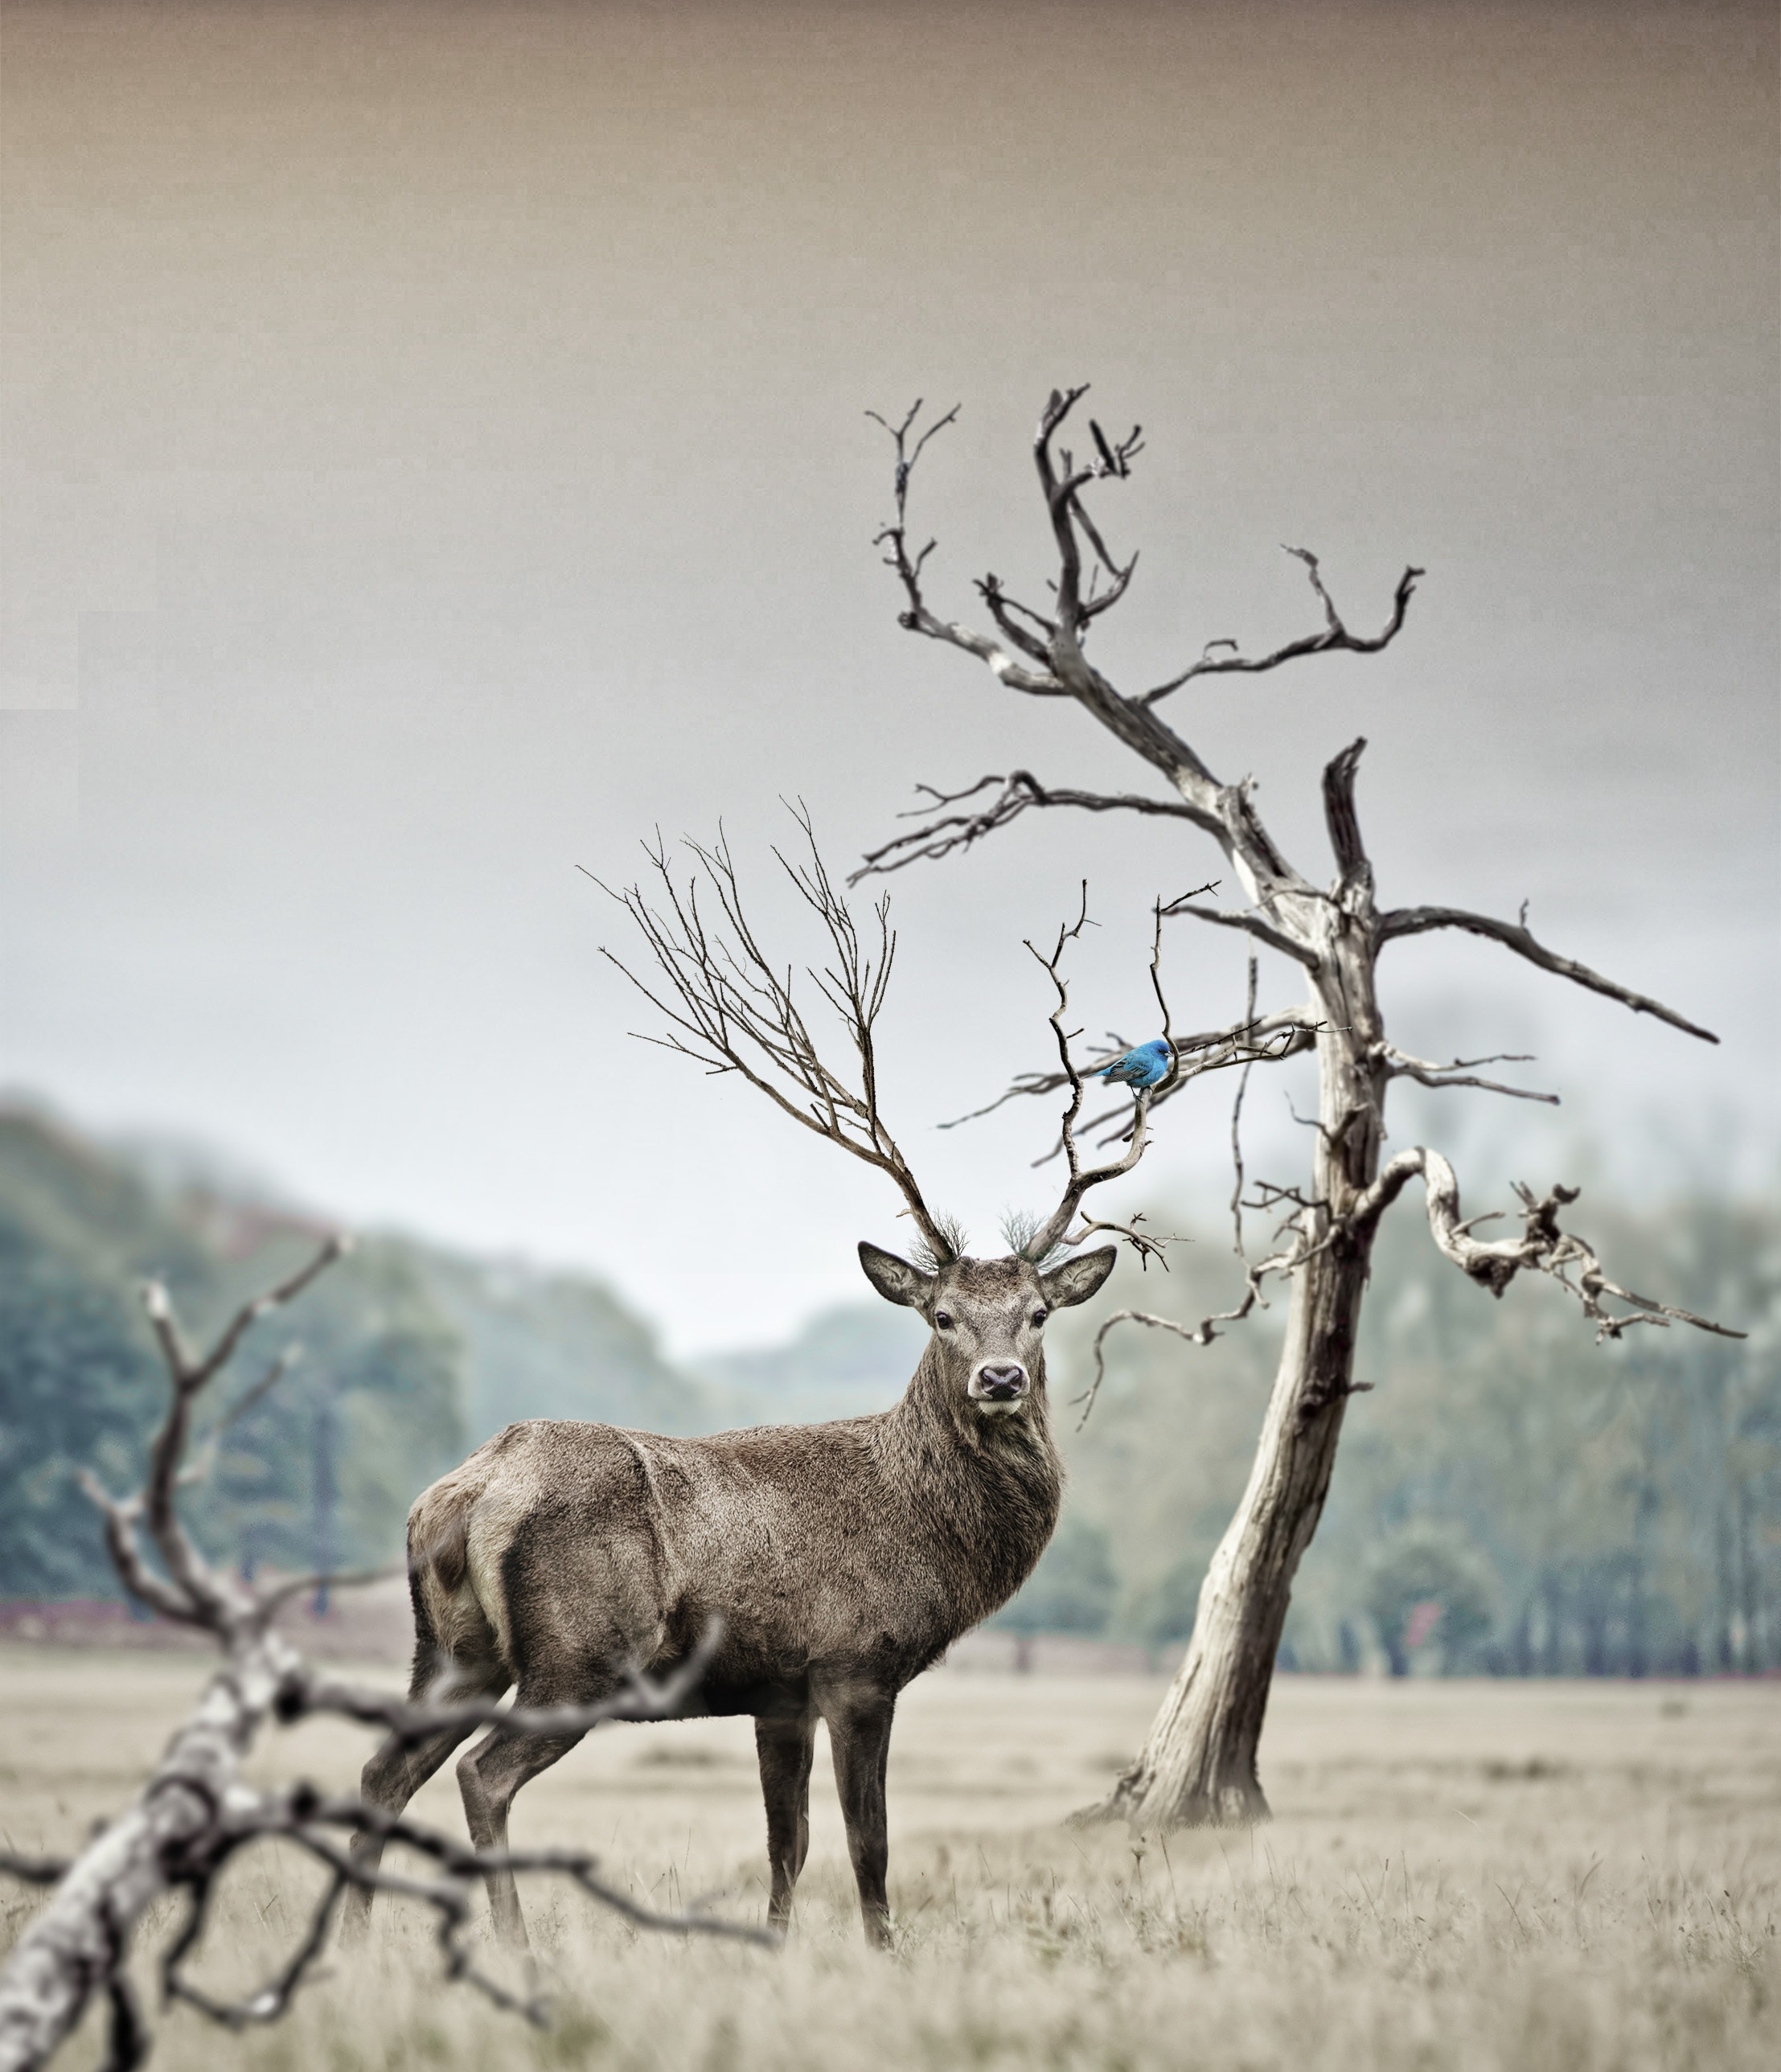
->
[1098,1038,1173,1091]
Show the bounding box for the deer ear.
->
[1039,1245,1118,1310]
[858,1241,935,1311]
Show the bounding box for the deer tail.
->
[404,1475,498,1692]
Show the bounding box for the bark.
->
[0,1642,289,2072]
[1085,873,1387,1826]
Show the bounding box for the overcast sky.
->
[2,1,1775,1352]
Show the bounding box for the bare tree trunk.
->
[1090,925,1386,1826]
[1088,1257,1365,1822]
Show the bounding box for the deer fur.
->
[343,1241,1116,1947]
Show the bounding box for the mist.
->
[2,0,1774,1352]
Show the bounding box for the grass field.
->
[2,1651,1775,2070]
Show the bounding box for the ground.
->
[1,1652,1775,2070]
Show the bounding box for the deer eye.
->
[934,1311,954,1331]
[1032,1308,1049,1327]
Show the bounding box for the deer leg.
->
[754,1710,817,1931]
[455,1721,587,1949]
[819,1684,897,1949]
[341,1654,511,1943]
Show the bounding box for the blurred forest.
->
[1051,1193,1779,1677]
[0,1105,704,1598]
[2,1102,1774,1675]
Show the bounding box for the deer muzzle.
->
[971,1362,1028,1404]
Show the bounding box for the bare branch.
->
[1017,888,1161,1263]
[283,1621,728,1747]
[1143,552,1422,705]
[248,1563,402,1623]
[0,1857,69,1889]
[1161,893,1318,970]
[160,1862,348,2034]
[75,1477,201,1627]
[1145,896,1178,1065]
[1348,1149,1746,1340]
[179,1344,302,1488]
[160,1236,347,1394]
[975,574,1057,663]
[591,809,958,1263]
[868,400,1069,696]
[1376,1042,1558,1106]
[1060,1212,1184,1273]
[851,769,1215,884]
[1378,905,1718,1044]
[1321,736,1371,889]
[125,1238,351,1639]
[1073,1247,1293,1430]
[940,1003,1319,1134]
[273,1805,771,2028]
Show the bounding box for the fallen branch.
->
[0,1247,767,2072]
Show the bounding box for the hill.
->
[4,1100,1774,1678]
[0,1104,710,1597]
[691,1302,926,1427]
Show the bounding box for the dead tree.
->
[0,1244,765,2072]
[859,390,1742,1828]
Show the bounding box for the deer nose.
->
[975,1363,1027,1401]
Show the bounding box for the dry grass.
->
[2,1651,1775,2070]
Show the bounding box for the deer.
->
[343,823,1180,1949]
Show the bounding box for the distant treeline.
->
[1028,1188,1779,1678]
[2,1104,1775,1676]
[0,1108,706,1599]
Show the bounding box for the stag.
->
[345,823,1179,1948]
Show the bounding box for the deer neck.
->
[876,1340,1064,1627]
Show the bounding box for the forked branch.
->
[852,770,1212,884]
[0,1254,764,2072]
[1142,550,1422,705]
[1016,888,1164,1264]
[868,400,1067,697]
[1072,1220,1319,1428]
[1161,887,1316,969]
[942,1006,1319,1142]
[1376,1043,1558,1106]
[1074,1141,1743,1426]
[1348,1149,1746,1341]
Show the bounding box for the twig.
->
[1016,888,1163,1263]
[1376,1042,1558,1106]
[852,770,1209,884]
[1141,549,1422,705]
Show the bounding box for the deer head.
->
[857,1243,1117,1416]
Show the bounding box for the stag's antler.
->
[589,804,961,1265]
[1013,887,1209,1267]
